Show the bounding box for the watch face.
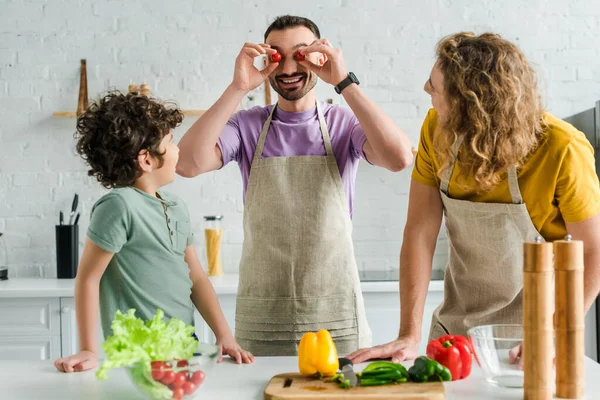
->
[349,72,359,84]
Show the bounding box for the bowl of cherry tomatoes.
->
[125,343,219,399]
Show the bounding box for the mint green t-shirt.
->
[87,187,195,338]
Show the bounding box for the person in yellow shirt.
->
[349,32,600,366]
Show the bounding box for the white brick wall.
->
[1,0,599,277]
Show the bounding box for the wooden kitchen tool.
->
[264,373,445,400]
[76,59,88,116]
[140,83,151,97]
[128,84,139,94]
[523,237,553,400]
[264,80,271,105]
[554,235,585,399]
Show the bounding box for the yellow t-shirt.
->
[412,109,600,241]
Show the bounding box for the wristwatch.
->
[334,72,359,94]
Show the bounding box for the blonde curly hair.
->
[433,32,546,192]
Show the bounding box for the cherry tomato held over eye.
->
[294,50,305,61]
[271,52,282,62]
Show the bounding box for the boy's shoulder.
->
[92,187,130,209]
[157,190,186,206]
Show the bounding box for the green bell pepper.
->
[408,356,453,383]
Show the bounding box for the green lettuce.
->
[96,308,197,380]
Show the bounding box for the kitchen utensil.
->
[467,324,524,388]
[68,193,79,225]
[338,357,358,387]
[264,79,271,105]
[523,237,553,400]
[74,213,80,226]
[140,84,150,97]
[554,235,585,399]
[264,373,445,399]
[76,59,88,116]
[204,216,223,277]
[124,343,219,400]
[59,211,64,226]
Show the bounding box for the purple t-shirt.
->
[217,102,368,217]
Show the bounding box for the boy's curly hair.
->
[75,91,183,188]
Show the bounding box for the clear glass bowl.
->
[125,343,220,399]
[467,324,524,388]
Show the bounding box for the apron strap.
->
[439,136,463,195]
[253,102,334,162]
[316,102,334,157]
[253,105,277,163]
[440,136,523,204]
[506,167,523,204]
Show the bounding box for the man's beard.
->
[269,72,318,101]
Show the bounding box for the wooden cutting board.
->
[264,373,446,399]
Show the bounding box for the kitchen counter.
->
[2,357,600,399]
[0,275,444,298]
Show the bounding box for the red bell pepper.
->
[426,335,475,381]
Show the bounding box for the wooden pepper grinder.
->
[554,235,585,399]
[523,236,554,400]
[264,80,271,105]
[76,59,88,116]
[128,84,139,94]
[140,83,150,97]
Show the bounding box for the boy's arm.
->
[55,238,114,372]
[184,245,253,364]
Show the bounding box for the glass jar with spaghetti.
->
[203,216,224,277]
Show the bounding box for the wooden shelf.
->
[53,110,206,118]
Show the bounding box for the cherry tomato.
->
[190,370,205,386]
[151,361,166,381]
[161,370,176,385]
[295,50,305,61]
[183,381,197,395]
[170,371,188,388]
[176,360,188,368]
[271,52,282,62]
[171,387,185,400]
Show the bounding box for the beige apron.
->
[429,137,542,340]
[235,102,372,356]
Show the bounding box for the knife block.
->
[55,225,79,279]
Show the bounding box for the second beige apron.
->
[235,102,372,356]
[429,137,542,340]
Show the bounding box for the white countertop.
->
[0,276,444,298]
[2,357,599,399]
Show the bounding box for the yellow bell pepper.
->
[298,329,339,377]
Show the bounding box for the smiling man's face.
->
[265,26,323,101]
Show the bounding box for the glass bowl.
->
[125,343,220,399]
[467,324,524,388]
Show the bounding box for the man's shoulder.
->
[323,103,356,121]
[232,105,272,124]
